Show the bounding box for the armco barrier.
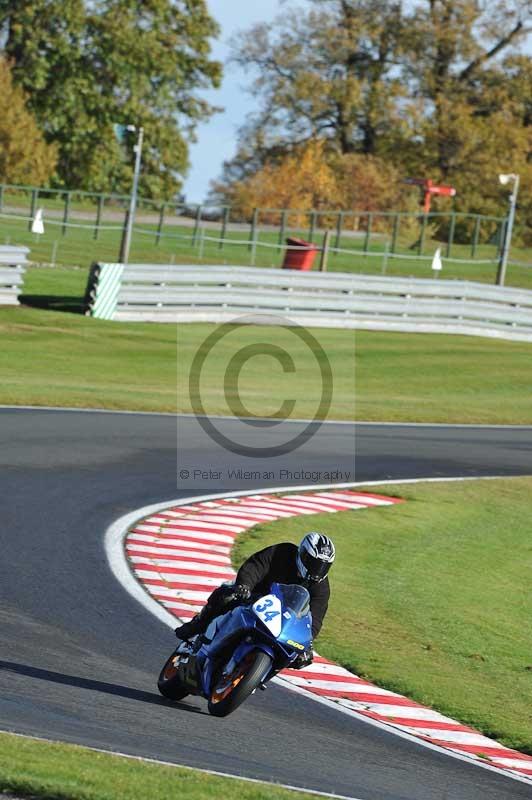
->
[85,263,532,342]
[0,245,29,306]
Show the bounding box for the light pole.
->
[496,172,519,287]
[119,125,144,265]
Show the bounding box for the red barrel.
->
[282,237,318,270]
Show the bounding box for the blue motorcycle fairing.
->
[196,605,277,696]
[193,582,313,698]
[277,615,312,650]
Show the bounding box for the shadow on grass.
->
[0,659,204,714]
[20,294,86,314]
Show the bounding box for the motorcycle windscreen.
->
[276,583,310,617]
[275,583,312,650]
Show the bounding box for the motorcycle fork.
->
[177,652,200,692]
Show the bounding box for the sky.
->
[182,0,283,203]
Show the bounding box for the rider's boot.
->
[175,603,214,641]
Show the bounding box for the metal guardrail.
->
[0,245,29,306]
[85,263,532,342]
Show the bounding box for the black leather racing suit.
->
[234,542,330,639]
[177,542,330,643]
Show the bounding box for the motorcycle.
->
[157,582,312,717]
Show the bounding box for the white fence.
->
[0,245,28,306]
[85,263,532,342]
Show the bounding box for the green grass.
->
[2,306,532,422]
[232,477,532,754]
[21,264,89,313]
[2,210,532,288]
[353,329,532,423]
[0,732,319,800]
[0,306,356,416]
[0,307,176,410]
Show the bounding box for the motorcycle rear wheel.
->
[157,652,190,701]
[208,649,272,717]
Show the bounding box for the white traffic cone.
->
[31,208,44,235]
[431,247,442,276]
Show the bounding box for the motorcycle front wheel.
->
[157,651,190,701]
[208,649,272,717]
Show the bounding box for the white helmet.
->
[297,532,335,583]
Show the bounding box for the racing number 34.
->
[255,598,280,623]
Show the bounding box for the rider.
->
[174,532,335,669]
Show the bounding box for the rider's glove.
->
[233,584,251,602]
[292,647,314,670]
[216,583,251,607]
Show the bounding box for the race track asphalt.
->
[1,407,531,800]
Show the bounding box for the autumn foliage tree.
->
[218,141,337,222]
[218,0,532,240]
[213,139,410,226]
[0,58,57,185]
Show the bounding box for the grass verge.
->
[0,731,319,800]
[2,307,532,422]
[232,477,532,754]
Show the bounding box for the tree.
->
[0,0,222,197]
[228,0,530,165]
[0,58,57,184]
[228,0,405,162]
[399,2,532,240]
[403,0,532,178]
[224,6,532,175]
[332,152,404,213]
[213,139,408,226]
[215,140,338,222]
[219,0,531,241]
